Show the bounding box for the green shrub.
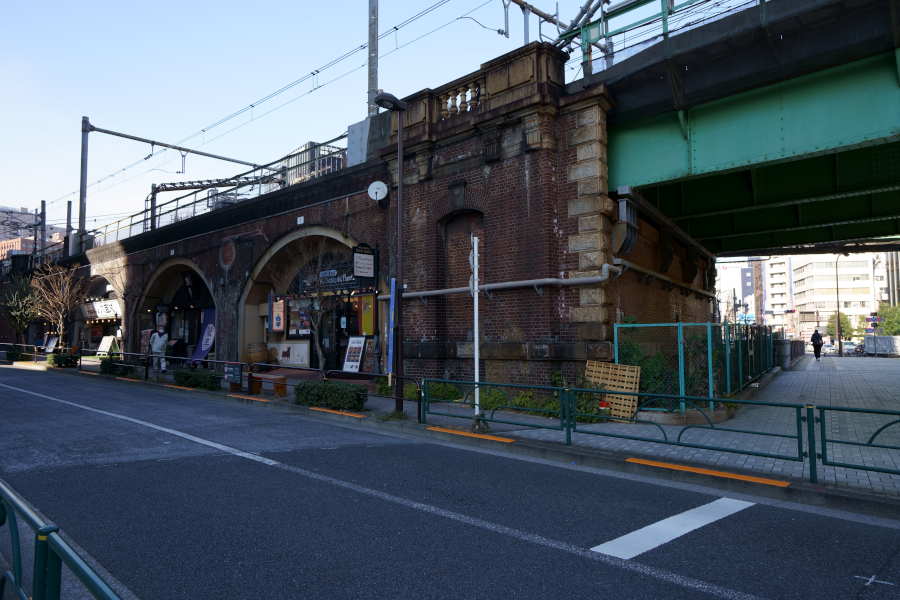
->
[100,358,141,377]
[100,358,117,374]
[376,378,392,396]
[294,380,367,411]
[426,382,461,400]
[403,384,419,400]
[4,350,23,362]
[47,353,78,368]
[173,370,221,390]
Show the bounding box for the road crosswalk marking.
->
[591,498,755,559]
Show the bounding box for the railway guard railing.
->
[0,478,122,600]
[816,406,900,477]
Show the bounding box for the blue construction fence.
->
[614,322,774,411]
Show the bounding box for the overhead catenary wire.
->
[46,0,456,209]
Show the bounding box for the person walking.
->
[811,329,824,361]
[149,326,169,373]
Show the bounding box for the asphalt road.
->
[1,366,899,600]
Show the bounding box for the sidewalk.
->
[500,355,900,498]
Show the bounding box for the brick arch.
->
[236,225,362,363]
[429,180,489,224]
[137,257,215,314]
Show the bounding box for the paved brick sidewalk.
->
[502,355,900,498]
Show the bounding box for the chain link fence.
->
[615,322,773,412]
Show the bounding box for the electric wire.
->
[46,0,456,209]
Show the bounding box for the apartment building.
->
[752,256,795,332]
[790,254,887,340]
[717,261,755,322]
[887,251,900,306]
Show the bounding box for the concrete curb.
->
[8,363,900,522]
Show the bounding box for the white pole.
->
[473,235,480,415]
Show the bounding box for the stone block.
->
[570,305,608,323]
[568,160,601,182]
[552,342,586,360]
[500,342,527,359]
[579,324,612,341]
[445,342,456,358]
[509,56,535,87]
[568,196,603,216]
[567,124,599,147]
[485,67,509,96]
[576,141,607,163]
[531,344,550,359]
[419,342,436,357]
[579,214,609,233]
[577,106,600,127]
[403,342,419,357]
[481,342,501,359]
[579,287,607,306]
[587,341,614,360]
[568,232,609,253]
[577,177,608,197]
[457,342,474,359]
[579,251,603,269]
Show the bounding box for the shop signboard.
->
[97,336,118,356]
[80,300,121,320]
[299,257,358,293]
[180,270,197,301]
[342,336,366,372]
[362,338,376,373]
[288,299,311,336]
[269,296,285,333]
[91,326,103,338]
[45,337,58,351]
[224,363,243,383]
[267,341,309,367]
[353,244,376,283]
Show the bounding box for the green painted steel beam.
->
[608,51,900,190]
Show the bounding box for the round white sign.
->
[368,181,388,202]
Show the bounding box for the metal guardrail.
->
[817,406,900,477]
[0,478,122,600]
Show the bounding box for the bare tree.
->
[267,238,352,369]
[0,275,39,345]
[31,263,89,346]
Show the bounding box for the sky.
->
[1,0,603,234]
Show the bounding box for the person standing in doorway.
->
[811,329,824,362]
[149,326,169,373]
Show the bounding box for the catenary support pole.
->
[150,184,158,231]
[393,110,404,413]
[65,200,72,257]
[368,0,378,117]
[39,200,46,261]
[78,116,90,254]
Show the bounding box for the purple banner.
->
[190,308,216,364]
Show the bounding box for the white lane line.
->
[591,498,755,559]
[0,382,767,600]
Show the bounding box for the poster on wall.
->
[267,341,309,367]
[288,298,311,337]
[342,336,366,372]
[45,337,58,351]
[362,338,376,374]
[139,330,153,355]
[91,326,103,338]
[269,296,285,333]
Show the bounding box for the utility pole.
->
[835,254,843,357]
[368,0,379,117]
[522,3,531,44]
[39,200,46,262]
[150,184,158,231]
[78,116,90,254]
[65,200,72,257]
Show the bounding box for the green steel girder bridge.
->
[577,0,900,256]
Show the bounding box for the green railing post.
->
[725,322,731,394]
[738,325,744,391]
[32,525,59,600]
[677,322,685,413]
[706,322,714,411]
[44,547,62,600]
[422,380,428,425]
[806,405,818,484]
[614,324,619,364]
[565,389,572,446]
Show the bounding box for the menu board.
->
[224,363,244,383]
[342,336,366,373]
[362,338,376,374]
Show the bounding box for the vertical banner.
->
[357,294,374,336]
[190,308,216,363]
[268,296,285,333]
[387,278,396,374]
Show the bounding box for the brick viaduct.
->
[75,42,716,386]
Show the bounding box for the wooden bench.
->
[246,373,287,397]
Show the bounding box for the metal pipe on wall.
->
[368,0,379,117]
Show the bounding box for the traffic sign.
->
[875,328,884,334]
[866,317,884,323]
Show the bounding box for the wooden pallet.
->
[584,361,641,420]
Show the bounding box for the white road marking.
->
[855,575,896,587]
[0,381,768,600]
[591,498,755,559]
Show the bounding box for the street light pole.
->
[836,254,843,357]
[374,92,408,413]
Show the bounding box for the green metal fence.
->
[614,322,774,410]
[0,478,122,600]
[817,406,900,477]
